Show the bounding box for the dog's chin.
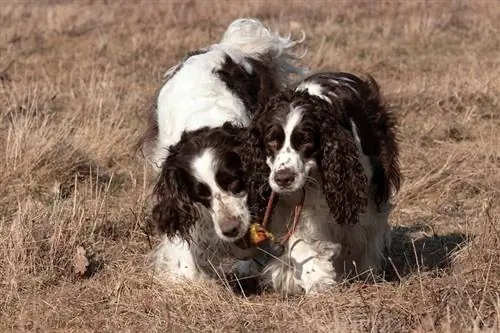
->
[270,182,305,195]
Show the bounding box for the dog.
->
[235,71,402,295]
[139,18,307,282]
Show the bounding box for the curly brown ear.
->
[151,166,198,241]
[320,121,368,225]
[361,74,402,208]
[238,124,272,220]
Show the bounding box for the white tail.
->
[219,18,308,82]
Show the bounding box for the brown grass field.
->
[1,1,499,332]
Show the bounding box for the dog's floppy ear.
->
[319,119,367,225]
[242,126,272,219]
[151,164,198,241]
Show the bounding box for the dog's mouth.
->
[270,182,305,195]
[233,188,306,260]
[212,208,249,242]
[233,225,285,259]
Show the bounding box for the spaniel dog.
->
[235,71,402,295]
[139,18,307,282]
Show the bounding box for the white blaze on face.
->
[191,149,249,242]
[267,106,312,193]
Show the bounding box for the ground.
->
[1,1,499,332]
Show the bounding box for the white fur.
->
[220,18,307,81]
[191,149,250,242]
[151,49,251,171]
[296,77,361,103]
[150,235,205,281]
[296,81,332,103]
[150,202,259,282]
[259,184,392,295]
[150,18,306,282]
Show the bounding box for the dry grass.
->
[1,1,499,332]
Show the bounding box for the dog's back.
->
[139,18,306,172]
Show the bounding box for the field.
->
[1,1,499,332]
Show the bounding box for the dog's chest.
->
[297,190,332,241]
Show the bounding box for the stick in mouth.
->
[235,189,306,258]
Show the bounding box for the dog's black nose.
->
[274,169,296,188]
[222,227,239,238]
[220,218,241,238]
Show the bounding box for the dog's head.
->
[254,88,368,224]
[152,123,270,242]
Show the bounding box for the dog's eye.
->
[264,125,284,153]
[267,140,279,153]
[292,132,308,147]
[195,183,211,199]
[226,174,246,194]
[292,130,317,158]
[301,143,316,158]
[215,168,246,195]
[228,179,243,194]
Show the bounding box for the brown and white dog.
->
[140,18,306,282]
[235,72,402,294]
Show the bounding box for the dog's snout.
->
[220,218,241,238]
[274,169,296,188]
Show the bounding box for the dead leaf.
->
[419,314,436,332]
[74,246,89,276]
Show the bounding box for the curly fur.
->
[318,109,368,225]
[152,162,200,240]
[296,91,369,225]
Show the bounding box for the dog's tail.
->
[219,18,308,83]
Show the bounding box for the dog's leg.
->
[232,259,262,278]
[350,201,393,279]
[150,235,204,281]
[288,236,340,295]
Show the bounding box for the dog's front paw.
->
[304,276,336,295]
[300,257,337,295]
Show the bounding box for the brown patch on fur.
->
[215,53,280,118]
